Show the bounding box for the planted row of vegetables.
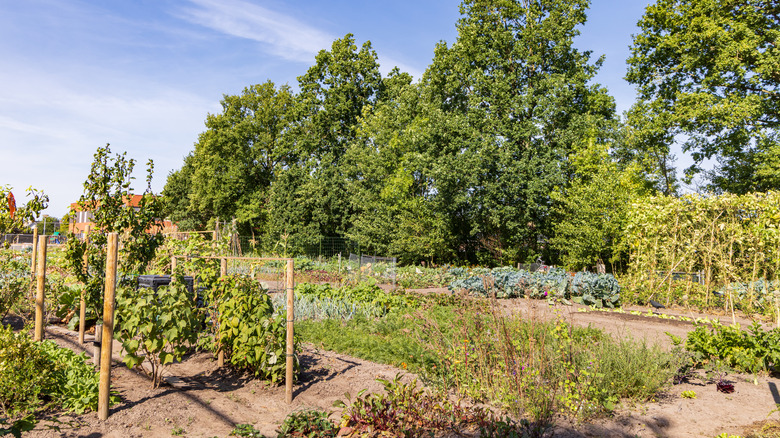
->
[448,267,621,308]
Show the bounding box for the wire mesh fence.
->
[232,235,360,259]
[1,233,68,248]
[346,253,397,285]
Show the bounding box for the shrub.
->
[0,324,117,430]
[215,275,299,383]
[0,325,58,417]
[116,273,201,388]
[682,321,780,374]
[0,250,30,319]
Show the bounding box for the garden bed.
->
[12,298,780,438]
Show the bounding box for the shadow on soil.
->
[44,327,243,430]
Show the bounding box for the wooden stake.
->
[30,228,38,287]
[286,258,294,404]
[93,323,102,367]
[98,233,119,421]
[33,237,47,341]
[217,258,227,367]
[79,225,90,344]
[171,255,177,274]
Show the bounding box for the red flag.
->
[7,192,15,219]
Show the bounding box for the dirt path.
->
[36,326,414,438]
[21,296,780,437]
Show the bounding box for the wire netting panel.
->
[227,258,287,293]
[346,253,397,285]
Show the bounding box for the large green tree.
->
[626,0,780,193]
[165,81,294,236]
[269,34,384,250]
[551,136,649,271]
[344,69,464,263]
[426,0,616,263]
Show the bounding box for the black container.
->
[137,275,194,294]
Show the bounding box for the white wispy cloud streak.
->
[179,0,335,63]
[177,0,424,79]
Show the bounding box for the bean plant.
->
[214,274,299,383]
[116,274,201,388]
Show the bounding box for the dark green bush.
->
[216,275,299,383]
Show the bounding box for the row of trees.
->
[163,0,779,267]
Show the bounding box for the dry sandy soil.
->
[13,292,780,438]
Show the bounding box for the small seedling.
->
[681,390,696,399]
[230,423,263,437]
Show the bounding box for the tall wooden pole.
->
[33,237,47,341]
[30,228,38,287]
[79,225,89,344]
[98,232,119,421]
[217,258,227,367]
[285,258,294,404]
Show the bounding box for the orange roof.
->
[70,194,146,211]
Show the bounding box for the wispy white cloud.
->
[0,61,216,215]
[178,0,425,80]
[178,0,335,63]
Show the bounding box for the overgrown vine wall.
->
[623,191,780,312]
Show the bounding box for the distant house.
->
[68,195,177,236]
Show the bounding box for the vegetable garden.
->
[4,223,780,437]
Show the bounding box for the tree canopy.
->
[626,0,780,193]
[164,0,780,265]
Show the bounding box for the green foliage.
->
[295,283,417,315]
[168,81,295,235]
[0,250,30,318]
[163,0,619,266]
[622,192,780,312]
[335,375,534,437]
[448,267,621,308]
[115,274,201,388]
[551,138,650,270]
[424,303,673,419]
[681,390,697,399]
[302,297,674,422]
[626,0,779,192]
[570,271,621,308]
[427,0,615,263]
[0,185,48,236]
[33,216,60,236]
[63,144,165,319]
[395,265,457,289]
[0,325,115,428]
[36,339,118,414]
[276,410,335,438]
[149,231,229,281]
[297,312,438,374]
[684,322,780,374]
[230,423,264,437]
[0,325,58,417]
[271,33,383,245]
[215,275,299,383]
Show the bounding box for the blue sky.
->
[1,0,663,217]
